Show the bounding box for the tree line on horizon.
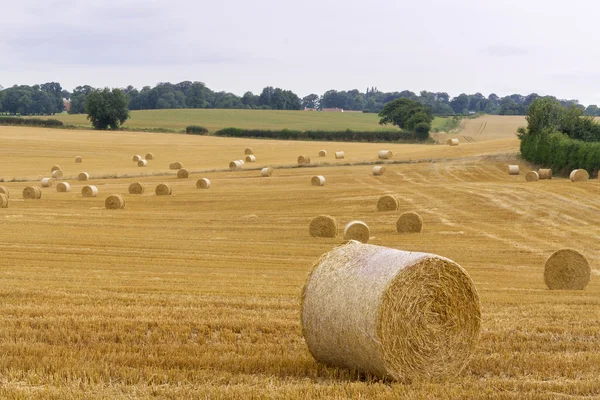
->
[1,81,599,117]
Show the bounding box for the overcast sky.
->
[1,0,600,104]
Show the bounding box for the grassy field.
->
[0,122,599,398]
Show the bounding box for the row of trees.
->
[0,83,66,115]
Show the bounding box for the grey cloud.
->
[480,45,532,57]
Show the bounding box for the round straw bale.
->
[56,182,71,193]
[105,194,126,210]
[177,168,189,179]
[373,166,386,176]
[335,151,345,159]
[82,185,98,198]
[145,153,154,160]
[196,178,211,189]
[396,212,423,233]
[378,150,393,159]
[377,195,399,212]
[261,167,273,177]
[508,165,520,175]
[0,186,9,198]
[0,193,8,208]
[41,178,54,187]
[133,155,142,162]
[137,159,148,167]
[311,175,326,186]
[447,138,459,146]
[51,169,63,179]
[51,165,61,173]
[229,160,244,170]
[319,150,327,157]
[77,172,89,181]
[298,155,311,165]
[570,169,589,182]
[156,183,172,196]
[301,241,481,382]
[169,161,183,170]
[75,156,82,163]
[544,249,590,290]
[23,186,42,199]
[128,182,145,194]
[245,155,256,163]
[525,171,539,182]
[245,148,253,155]
[309,215,338,238]
[538,168,553,180]
[343,221,370,243]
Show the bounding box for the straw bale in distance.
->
[145,153,154,160]
[311,175,326,186]
[177,168,189,179]
[319,150,327,157]
[51,169,63,179]
[309,215,338,238]
[0,193,8,208]
[82,185,98,197]
[156,183,172,196]
[378,150,393,159]
[105,194,126,210]
[508,165,519,175]
[51,165,61,173]
[229,160,243,170]
[245,155,256,163]
[343,221,370,243]
[396,212,423,233]
[56,182,70,192]
[196,178,211,189]
[137,159,148,167]
[298,155,311,165]
[41,178,54,187]
[377,195,399,212]
[169,162,183,170]
[538,169,552,180]
[525,171,539,182]
[301,241,481,382]
[544,249,590,290]
[23,186,42,199]
[78,172,89,181]
[570,169,589,182]
[245,148,253,155]
[75,156,82,163]
[335,151,345,159]
[373,166,386,176]
[133,155,142,162]
[261,167,273,177]
[128,182,145,194]
[0,186,9,198]
[447,138,459,146]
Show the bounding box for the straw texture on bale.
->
[51,169,63,179]
[343,221,370,243]
[508,165,520,175]
[570,169,589,182]
[245,148,253,155]
[156,183,172,196]
[177,168,189,179]
[196,178,211,189]
[378,150,393,159]
[245,155,257,163]
[311,175,326,186]
[0,186,9,198]
[447,138,459,146]
[377,195,399,212]
[105,194,126,210]
[51,165,61,173]
[261,167,273,177]
[23,186,42,199]
[373,166,386,176]
[396,212,423,233]
[538,169,553,180]
[524,171,539,182]
[145,153,154,160]
[319,150,327,157]
[137,159,148,167]
[229,160,244,170]
[75,156,82,163]
[41,178,54,187]
[78,172,89,181]
[335,151,345,159]
[0,193,8,208]
[309,215,338,238]
[301,241,481,382]
[169,162,183,170]
[128,182,145,194]
[544,249,590,290]
[133,155,142,162]
[82,185,98,198]
[56,182,71,192]
[298,155,311,165]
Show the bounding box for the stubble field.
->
[1,120,600,399]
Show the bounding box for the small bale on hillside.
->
[41,178,54,188]
[335,151,345,159]
[229,160,244,170]
[0,193,8,208]
[508,165,520,175]
[105,194,126,210]
[343,221,370,243]
[56,182,71,193]
[447,138,460,146]
[0,186,9,198]
[378,150,393,159]
[311,175,326,186]
[245,155,257,163]
[396,212,423,233]
[261,167,273,177]
[137,159,148,167]
[196,178,211,189]
[82,185,98,198]
[245,148,253,155]
[75,156,82,163]
[319,150,327,157]
[23,186,42,199]
[301,240,481,382]
[156,183,172,196]
[544,249,590,290]
[525,171,539,182]
[145,153,154,160]
[128,182,145,194]
[377,195,399,212]
[373,166,386,176]
[177,168,189,179]
[133,155,142,162]
[538,169,553,180]
[51,165,61,173]
[298,155,311,165]
[169,162,183,170]
[78,172,89,181]
[309,215,338,238]
[51,169,63,179]
[570,169,589,182]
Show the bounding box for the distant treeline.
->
[213,128,419,143]
[0,116,64,127]
[1,80,600,117]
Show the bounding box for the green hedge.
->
[213,128,420,142]
[185,125,209,135]
[0,116,64,128]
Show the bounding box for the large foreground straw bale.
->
[169,162,183,170]
[196,178,211,189]
[245,148,253,155]
[78,172,89,181]
[137,159,148,167]
[343,221,370,243]
[51,170,63,179]
[309,215,338,238]
[0,186,9,197]
[373,166,386,176]
[75,156,82,163]
[23,186,42,199]
[145,153,154,160]
[261,167,273,177]
[229,160,244,170]
[133,155,142,162]
[301,241,481,382]
[245,155,256,163]
[311,175,326,186]
[538,169,552,180]
[0,193,8,208]
[525,171,539,182]
[177,168,189,179]
[41,178,54,187]
[128,182,145,194]
[335,151,345,159]
[298,155,311,165]
[396,212,423,233]
[51,165,61,173]
[82,185,98,197]
[319,150,327,157]
[378,150,393,159]
[56,182,71,192]
[377,195,399,212]
[447,138,459,146]
[105,194,126,210]
[544,249,590,290]
[570,169,589,182]
[508,165,520,175]
[156,183,172,196]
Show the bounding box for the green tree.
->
[378,98,433,140]
[85,88,130,130]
